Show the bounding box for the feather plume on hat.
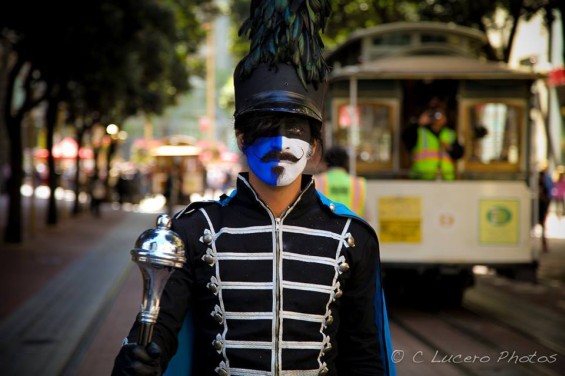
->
[238,0,332,89]
[233,0,332,122]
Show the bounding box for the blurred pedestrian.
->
[538,166,553,253]
[314,145,369,219]
[115,173,129,206]
[89,175,106,217]
[552,167,565,218]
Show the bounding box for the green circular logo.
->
[487,206,512,225]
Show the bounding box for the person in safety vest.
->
[315,146,368,219]
[402,104,463,180]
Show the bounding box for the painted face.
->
[244,119,313,186]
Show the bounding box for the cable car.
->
[323,22,544,305]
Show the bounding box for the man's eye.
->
[288,127,304,136]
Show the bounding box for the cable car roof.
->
[329,55,543,81]
[330,21,488,52]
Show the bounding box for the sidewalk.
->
[0,201,156,375]
[0,196,563,376]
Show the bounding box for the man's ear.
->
[236,132,245,152]
[308,139,317,159]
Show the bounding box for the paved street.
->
[0,196,155,375]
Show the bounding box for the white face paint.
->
[245,135,312,186]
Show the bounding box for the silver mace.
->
[131,214,186,346]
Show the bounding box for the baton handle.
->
[138,322,154,346]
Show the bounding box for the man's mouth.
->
[261,151,301,163]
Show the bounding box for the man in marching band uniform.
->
[113,1,395,374]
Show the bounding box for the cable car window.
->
[372,33,411,46]
[466,102,521,169]
[421,34,447,43]
[335,102,393,171]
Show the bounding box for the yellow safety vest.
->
[315,168,366,216]
[411,127,457,180]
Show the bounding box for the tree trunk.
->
[476,21,502,61]
[72,125,86,215]
[502,0,525,63]
[45,96,59,225]
[4,116,24,243]
[557,2,565,70]
[2,58,26,243]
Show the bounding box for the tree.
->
[0,47,47,243]
[413,0,564,63]
[229,0,419,58]
[0,0,216,242]
[413,0,504,60]
[230,0,562,65]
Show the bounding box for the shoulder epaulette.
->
[174,189,237,219]
[315,190,376,236]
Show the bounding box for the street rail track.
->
[388,275,565,375]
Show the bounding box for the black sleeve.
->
[447,140,464,160]
[153,258,195,370]
[401,124,418,152]
[336,227,384,375]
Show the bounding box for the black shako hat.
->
[234,62,327,122]
[233,0,332,124]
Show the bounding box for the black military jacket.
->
[127,173,386,375]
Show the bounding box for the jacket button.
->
[323,342,333,354]
[207,282,219,294]
[215,361,229,375]
[338,262,350,273]
[319,366,329,375]
[334,289,343,299]
[203,233,213,244]
[203,254,215,266]
[212,312,223,324]
[214,340,223,351]
[213,336,223,351]
[329,203,336,211]
[325,315,334,326]
[347,235,355,247]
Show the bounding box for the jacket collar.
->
[235,172,317,218]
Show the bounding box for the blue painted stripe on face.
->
[245,136,283,186]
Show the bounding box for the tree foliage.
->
[229,0,419,59]
[229,0,562,64]
[413,0,555,62]
[0,0,216,242]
